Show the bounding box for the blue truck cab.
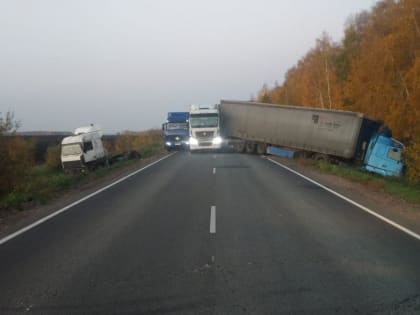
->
[162,112,190,151]
[363,132,404,177]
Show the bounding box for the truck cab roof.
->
[167,112,189,123]
[190,104,219,115]
[74,125,102,136]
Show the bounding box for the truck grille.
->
[195,131,214,139]
[166,135,187,141]
[62,160,84,170]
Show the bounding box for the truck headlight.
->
[165,142,172,146]
[212,136,222,145]
[189,137,198,145]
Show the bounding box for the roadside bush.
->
[45,145,62,169]
[114,129,163,155]
[0,136,34,196]
[405,132,420,183]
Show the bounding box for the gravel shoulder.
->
[267,155,420,237]
[0,152,172,240]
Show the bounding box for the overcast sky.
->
[1,0,378,133]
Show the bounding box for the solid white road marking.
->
[267,157,420,242]
[213,168,216,174]
[0,153,177,246]
[211,256,215,263]
[210,206,216,234]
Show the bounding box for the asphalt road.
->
[1,152,420,314]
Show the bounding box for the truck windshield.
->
[167,123,188,130]
[62,144,82,156]
[190,114,219,128]
[387,148,402,161]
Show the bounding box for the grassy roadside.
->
[0,144,165,211]
[312,160,420,204]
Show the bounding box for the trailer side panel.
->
[220,100,380,160]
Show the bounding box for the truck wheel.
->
[245,141,256,154]
[234,141,245,153]
[256,142,267,155]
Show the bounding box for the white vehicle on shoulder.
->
[189,104,222,151]
[61,125,108,171]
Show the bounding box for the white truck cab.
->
[189,104,222,151]
[61,125,108,171]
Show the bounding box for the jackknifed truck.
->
[219,100,404,177]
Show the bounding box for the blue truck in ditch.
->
[162,112,190,151]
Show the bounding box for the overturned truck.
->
[61,125,108,172]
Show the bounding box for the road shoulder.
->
[0,152,172,240]
[266,155,420,238]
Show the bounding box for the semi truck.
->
[189,104,223,151]
[162,112,189,151]
[219,100,404,177]
[60,125,108,171]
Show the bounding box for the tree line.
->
[257,0,420,182]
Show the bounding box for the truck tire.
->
[256,142,267,155]
[234,140,245,153]
[245,141,256,154]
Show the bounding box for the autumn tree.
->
[256,0,420,180]
[257,83,272,103]
[344,0,420,140]
[0,112,34,196]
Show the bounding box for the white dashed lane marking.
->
[210,206,216,234]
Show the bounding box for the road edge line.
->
[0,152,177,246]
[266,157,420,242]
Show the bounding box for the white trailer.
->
[61,125,108,171]
[219,100,404,176]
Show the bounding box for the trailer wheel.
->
[256,142,267,155]
[245,141,256,154]
[234,140,245,153]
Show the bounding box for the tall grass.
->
[315,160,420,204]
[0,141,165,211]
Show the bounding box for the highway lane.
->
[0,152,419,314]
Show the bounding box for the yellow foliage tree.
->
[257,0,420,181]
[45,145,62,169]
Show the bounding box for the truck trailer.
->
[220,100,404,177]
[162,112,189,151]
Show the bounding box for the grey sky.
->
[1,0,378,133]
